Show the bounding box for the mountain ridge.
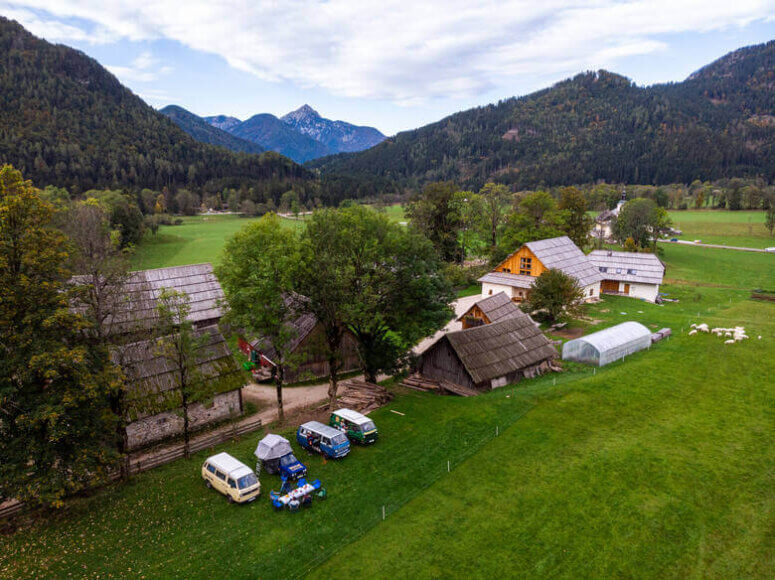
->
[309,41,775,190]
[160,105,265,155]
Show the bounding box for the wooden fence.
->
[1,415,263,521]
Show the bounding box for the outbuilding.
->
[456,291,527,329]
[561,321,652,366]
[419,314,558,392]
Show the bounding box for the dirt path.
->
[658,239,772,253]
[243,382,331,425]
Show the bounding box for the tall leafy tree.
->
[558,186,593,249]
[405,181,462,262]
[524,269,584,323]
[0,165,120,507]
[500,191,566,253]
[477,182,510,249]
[613,198,672,249]
[153,288,210,459]
[217,214,302,422]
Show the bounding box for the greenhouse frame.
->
[562,321,652,367]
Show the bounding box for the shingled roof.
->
[457,292,531,324]
[478,271,535,289]
[524,236,603,287]
[73,263,224,335]
[443,316,557,385]
[249,294,318,362]
[115,325,244,416]
[588,250,665,285]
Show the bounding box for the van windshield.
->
[237,473,258,489]
[361,421,376,432]
[332,433,347,445]
[279,454,298,467]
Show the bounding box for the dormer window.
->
[627,269,637,275]
[599,267,607,273]
[616,268,622,274]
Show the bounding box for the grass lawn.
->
[129,214,305,270]
[668,210,773,249]
[2,244,774,578]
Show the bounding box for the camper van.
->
[202,452,261,504]
[330,408,378,444]
[297,421,350,459]
[254,434,307,480]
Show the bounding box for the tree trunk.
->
[275,365,285,423]
[181,390,190,459]
[327,357,339,410]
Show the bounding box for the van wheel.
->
[205,480,212,489]
[228,496,234,503]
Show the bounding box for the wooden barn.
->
[244,301,361,383]
[457,291,526,329]
[73,263,244,449]
[116,326,245,450]
[419,314,558,392]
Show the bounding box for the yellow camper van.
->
[202,452,261,504]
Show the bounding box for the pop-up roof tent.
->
[255,434,293,461]
[562,321,652,367]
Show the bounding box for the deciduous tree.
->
[524,269,584,323]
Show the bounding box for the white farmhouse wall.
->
[583,281,601,302]
[619,281,659,302]
[481,282,529,301]
[126,390,242,450]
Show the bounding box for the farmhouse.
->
[243,300,360,383]
[73,263,244,449]
[419,314,557,392]
[562,321,652,367]
[588,250,665,302]
[457,291,528,329]
[479,236,602,303]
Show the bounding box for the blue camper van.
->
[297,421,350,459]
[254,434,307,480]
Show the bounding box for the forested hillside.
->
[0,17,310,194]
[159,105,266,155]
[310,41,775,191]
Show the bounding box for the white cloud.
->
[106,51,172,84]
[3,0,774,101]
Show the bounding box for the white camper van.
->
[202,452,261,503]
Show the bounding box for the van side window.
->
[322,437,329,445]
[216,470,226,481]
[206,464,216,474]
[228,478,236,489]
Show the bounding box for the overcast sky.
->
[2,1,774,135]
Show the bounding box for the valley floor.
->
[1,245,773,579]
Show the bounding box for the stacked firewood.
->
[400,374,441,392]
[336,379,393,413]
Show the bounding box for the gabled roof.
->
[457,292,530,324]
[439,316,557,385]
[478,271,534,289]
[524,236,603,287]
[588,250,665,285]
[115,325,244,411]
[72,263,224,335]
[249,293,317,362]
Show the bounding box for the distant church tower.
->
[614,187,627,215]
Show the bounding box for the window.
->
[215,470,226,481]
[238,473,258,489]
[488,289,493,295]
[503,268,511,273]
[590,288,594,296]
[206,464,216,474]
[519,257,532,275]
[599,267,607,273]
[228,478,236,489]
[627,269,637,275]
[616,268,622,274]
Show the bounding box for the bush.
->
[442,263,488,288]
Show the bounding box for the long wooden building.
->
[419,313,557,392]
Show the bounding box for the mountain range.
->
[0,17,310,195]
[310,41,775,191]
[161,104,386,163]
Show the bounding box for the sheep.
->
[725,339,735,344]
[697,324,710,332]
[725,332,732,338]
[690,323,697,329]
[688,329,697,336]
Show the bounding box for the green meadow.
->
[667,210,771,249]
[2,240,774,578]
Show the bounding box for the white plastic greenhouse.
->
[562,321,652,367]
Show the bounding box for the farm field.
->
[667,210,771,249]
[2,243,774,578]
[130,205,406,270]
